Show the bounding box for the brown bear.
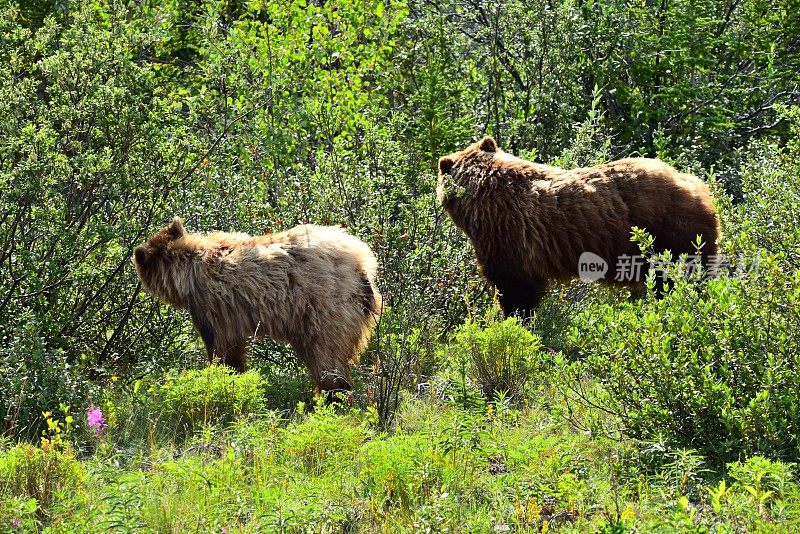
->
[437,136,720,317]
[133,218,382,392]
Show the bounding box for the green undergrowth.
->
[2,371,800,532]
[2,2,800,532]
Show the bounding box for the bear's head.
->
[436,135,501,210]
[133,217,188,305]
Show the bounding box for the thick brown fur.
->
[437,136,720,317]
[134,218,382,392]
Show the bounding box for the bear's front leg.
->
[483,264,547,320]
[187,295,247,371]
[187,295,217,363]
[490,273,548,319]
[216,341,247,372]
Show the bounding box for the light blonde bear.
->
[134,218,382,392]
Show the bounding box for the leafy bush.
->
[719,106,800,269]
[257,363,316,412]
[567,261,800,463]
[0,2,197,438]
[562,108,800,464]
[161,365,266,435]
[409,0,799,165]
[0,441,84,517]
[445,313,543,403]
[727,456,795,503]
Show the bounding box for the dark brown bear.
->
[437,136,720,316]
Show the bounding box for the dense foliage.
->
[1,0,800,530]
[564,108,800,464]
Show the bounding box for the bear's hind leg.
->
[294,341,353,394]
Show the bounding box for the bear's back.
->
[245,225,379,279]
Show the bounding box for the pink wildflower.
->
[11,518,22,529]
[87,407,107,433]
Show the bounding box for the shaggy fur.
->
[133,218,382,392]
[437,136,720,316]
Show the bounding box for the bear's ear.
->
[479,136,498,153]
[134,246,148,266]
[167,217,186,240]
[439,156,455,175]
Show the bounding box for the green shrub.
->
[0,3,201,438]
[563,111,800,464]
[161,365,266,435]
[566,255,800,463]
[445,313,543,403]
[703,457,800,524]
[0,442,84,517]
[280,404,372,476]
[719,106,800,269]
[727,456,796,502]
[254,356,315,412]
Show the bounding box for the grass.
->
[3,378,800,533]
